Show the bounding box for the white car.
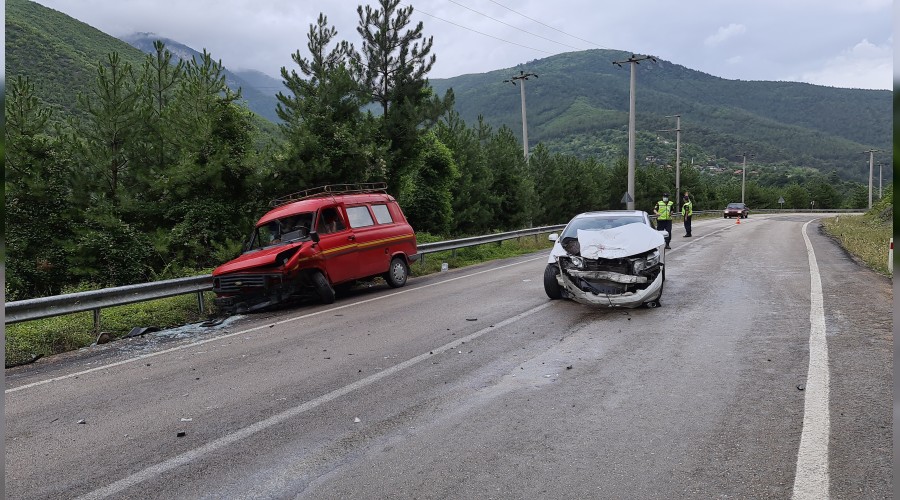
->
[544,210,667,308]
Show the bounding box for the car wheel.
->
[384,257,409,288]
[543,264,562,300]
[311,270,335,304]
[723,215,727,219]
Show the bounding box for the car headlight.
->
[633,250,660,273]
[562,256,584,269]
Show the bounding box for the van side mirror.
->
[310,232,320,243]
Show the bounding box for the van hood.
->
[550,223,664,259]
[213,243,303,276]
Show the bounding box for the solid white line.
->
[6,256,547,394]
[75,301,553,500]
[792,220,830,499]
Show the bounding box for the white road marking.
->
[75,301,553,500]
[792,220,830,499]
[6,256,547,394]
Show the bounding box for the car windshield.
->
[727,203,745,208]
[561,215,645,239]
[246,212,315,251]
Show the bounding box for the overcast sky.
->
[15,0,895,90]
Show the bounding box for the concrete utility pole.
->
[863,150,880,209]
[659,114,682,212]
[740,152,754,204]
[613,54,656,210]
[504,70,538,161]
[878,163,883,199]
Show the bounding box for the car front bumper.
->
[556,267,664,308]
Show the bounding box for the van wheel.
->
[311,270,335,304]
[385,257,409,288]
[544,264,562,300]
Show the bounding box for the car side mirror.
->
[310,232,320,243]
[548,233,559,242]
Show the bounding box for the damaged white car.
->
[544,211,667,308]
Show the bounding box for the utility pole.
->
[659,114,682,212]
[504,70,538,161]
[878,163,883,199]
[613,54,656,210]
[740,152,754,204]
[865,150,875,209]
[863,150,880,209]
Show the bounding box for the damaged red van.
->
[212,183,417,314]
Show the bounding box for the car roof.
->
[572,210,647,219]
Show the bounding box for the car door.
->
[314,205,358,284]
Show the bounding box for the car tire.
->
[311,270,335,304]
[544,264,562,300]
[384,257,409,288]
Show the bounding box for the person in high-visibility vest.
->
[654,192,674,249]
[681,192,693,237]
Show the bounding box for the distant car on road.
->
[544,210,666,309]
[723,202,749,219]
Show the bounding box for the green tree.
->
[350,0,453,193]
[484,126,536,229]
[434,112,497,234]
[783,183,811,209]
[75,52,142,204]
[275,13,382,189]
[5,76,75,298]
[399,131,459,235]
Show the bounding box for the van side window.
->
[371,204,394,224]
[318,207,346,234]
[346,206,375,228]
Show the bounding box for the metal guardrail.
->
[4,225,567,328]
[4,211,866,328]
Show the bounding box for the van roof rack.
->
[270,182,388,207]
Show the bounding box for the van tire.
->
[385,257,409,288]
[544,264,562,300]
[311,270,335,304]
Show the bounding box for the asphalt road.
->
[5,214,892,499]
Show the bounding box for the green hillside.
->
[430,50,892,183]
[6,0,149,118]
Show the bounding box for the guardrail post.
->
[93,308,101,334]
[197,291,206,315]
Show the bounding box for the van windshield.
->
[246,212,314,251]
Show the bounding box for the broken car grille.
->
[214,274,281,293]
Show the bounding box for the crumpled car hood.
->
[550,223,665,259]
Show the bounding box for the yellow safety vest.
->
[656,200,674,220]
[682,200,693,217]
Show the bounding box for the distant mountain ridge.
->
[120,32,283,123]
[7,0,891,182]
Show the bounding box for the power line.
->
[411,6,553,54]
[445,0,584,51]
[487,0,611,50]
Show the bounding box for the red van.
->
[212,183,417,314]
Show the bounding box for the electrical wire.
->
[444,0,584,51]
[411,6,554,54]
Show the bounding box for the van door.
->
[314,206,358,284]
[345,204,388,278]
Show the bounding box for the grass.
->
[5,233,557,367]
[820,184,893,277]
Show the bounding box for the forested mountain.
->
[429,51,891,182]
[121,32,282,123]
[7,0,890,183]
[6,0,279,125]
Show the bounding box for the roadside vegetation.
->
[821,184,893,276]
